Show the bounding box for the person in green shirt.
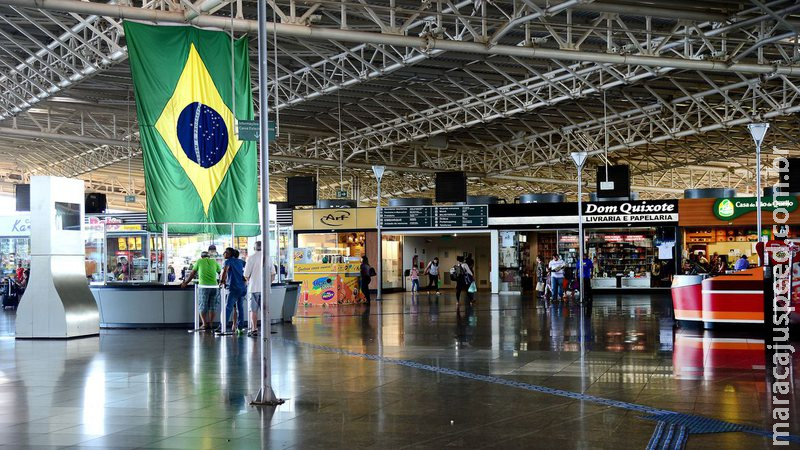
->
[181,250,222,330]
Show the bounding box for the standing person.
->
[576,253,594,303]
[424,257,440,295]
[244,241,275,337]
[15,263,24,284]
[181,250,222,330]
[535,256,546,300]
[220,247,247,334]
[734,254,750,271]
[410,265,420,293]
[360,256,373,304]
[451,255,474,306]
[548,254,565,302]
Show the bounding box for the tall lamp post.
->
[251,0,282,406]
[372,165,385,301]
[571,151,588,305]
[748,123,769,247]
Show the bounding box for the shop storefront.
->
[292,207,377,306]
[0,214,31,278]
[678,195,800,271]
[490,199,679,292]
[672,195,800,328]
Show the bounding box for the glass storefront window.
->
[84,222,104,283]
[296,232,366,264]
[382,235,402,289]
[499,231,521,292]
[0,237,30,278]
[278,225,293,281]
[169,230,233,283]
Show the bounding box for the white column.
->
[16,176,99,338]
[490,229,499,294]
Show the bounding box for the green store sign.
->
[713,196,798,220]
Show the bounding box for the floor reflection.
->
[0,292,797,449]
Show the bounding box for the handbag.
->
[536,281,545,292]
[467,281,477,293]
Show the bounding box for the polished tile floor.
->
[0,292,798,449]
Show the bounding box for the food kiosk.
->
[673,191,800,328]
[292,207,376,306]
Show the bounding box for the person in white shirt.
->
[244,241,276,337]
[548,254,565,302]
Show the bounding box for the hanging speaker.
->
[15,184,30,212]
[287,176,317,206]
[85,193,107,214]
[595,165,630,199]
[435,171,467,203]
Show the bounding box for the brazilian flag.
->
[124,22,259,236]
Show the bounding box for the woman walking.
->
[424,257,440,295]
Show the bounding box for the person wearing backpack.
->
[450,255,474,306]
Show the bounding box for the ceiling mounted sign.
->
[713,196,798,220]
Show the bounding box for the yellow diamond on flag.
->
[155,43,242,215]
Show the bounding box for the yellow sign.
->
[295,262,361,274]
[292,208,377,231]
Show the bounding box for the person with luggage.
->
[451,255,474,307]
[220,247,247,334]
[181,249,222,330]
[548,253,565,302]
[424,257,440,295]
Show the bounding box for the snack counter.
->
[294,261,365,306]
[90,282,299,327]
[671,268,767,328]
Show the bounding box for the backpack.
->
[450,263,464,281]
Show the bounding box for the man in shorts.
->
[181,248,222,330]
[244,241,276,336]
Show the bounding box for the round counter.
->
[90,282,299,328]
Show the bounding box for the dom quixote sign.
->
[582,200,678,224]
[713,196,798,220]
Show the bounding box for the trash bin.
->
[282,282,300,322]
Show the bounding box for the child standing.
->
[410,266,420,293]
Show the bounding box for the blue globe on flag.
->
[176,102,228,168]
